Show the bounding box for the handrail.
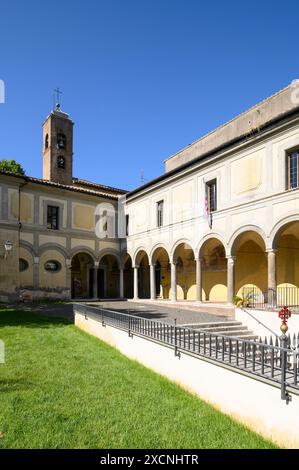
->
[240,307,279,338]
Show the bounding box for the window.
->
[44,260,61,272]
[57,133,66,150]
[47,205,59,230]
[206,180,217,212]
[45,134,49,149]
[57,155,65,169]
[287,151,299,189]
[126,214,129,236]
[157,200,164,227]
[19,258,29,272]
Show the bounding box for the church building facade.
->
[0,83,299,305]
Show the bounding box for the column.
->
[171,261,177,302]
[33,257,40,290]
[196,257,202,302]
[150,264,156,300]
[267,249,277,307]
[119,266,124,298]
[227,256,235,304]
[65,258,72,299]
[93,261,99,299]
[267,250,277,291]
[133,265,139,300]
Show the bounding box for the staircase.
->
[179,320,258,340]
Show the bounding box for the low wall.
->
[75,309,299,449]
[236,308,299,339]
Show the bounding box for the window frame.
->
[156,200,164,228]
[287,150,299,190]
[44,260,62,273]
[206,179,217,213]
[47,205,60,230]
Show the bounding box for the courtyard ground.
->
[0,306,276,449]
[13,300,229,324]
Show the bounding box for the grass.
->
[0,307,277,449]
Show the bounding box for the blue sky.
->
[0,0,299,190]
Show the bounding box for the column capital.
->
[266,249,277,254]
[94,261,100,268]
[132,264,139,269]
[33,257,40,264]
[226,255,236,262]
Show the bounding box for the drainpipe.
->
[17,179,28,300]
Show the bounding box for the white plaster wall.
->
[75,310,299,449]
[126,123,299,262]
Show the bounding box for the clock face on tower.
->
[57,156,65,169]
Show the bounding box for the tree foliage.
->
[0,159,25,175]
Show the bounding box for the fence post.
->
[128,312,133,338]
[174,318,180,358]
[101,308,106,327]
[280,333,291,404]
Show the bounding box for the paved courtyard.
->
[8,300,230,325]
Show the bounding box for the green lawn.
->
[0,307,277,449]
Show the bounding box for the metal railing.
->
[74,303,299,402]
[242,286,299,311]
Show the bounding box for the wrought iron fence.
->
[242,286,299,311]
[74,303,299,401]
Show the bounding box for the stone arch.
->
[39,243,69,261]
[171,241,196,300]
[199,237,227,302]
[134,249,150,298]
[150,243,170,264]
[19,241,37,259]
[150,245,171,299]
[228,225,267,256]
[39,248,67,292]
[269,214,299,249]
[122,253,134,299]
[197,232,227,259]
[170,239,194,262]
[98,253,121,299]
[70,246,96,263]
[71,251,95,299]
[270,218,299,294]
[98,248,121,268]
[19,245,35,289]
[229,227,267,298]
[133,247,149,267]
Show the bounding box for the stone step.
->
[179,321,242,328]
[191,325,248,333]
[197,334,258,343]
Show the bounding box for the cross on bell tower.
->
[54,87,62,110]
[42,90,74,185]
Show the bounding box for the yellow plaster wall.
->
[202,271,227,301]
[20,193,33,223]
[277,234,299,288]
[8,189,19,219]
[71,238,95,251]
[39,250,66,288]
[235,240,267,294]
[72,204,95,231]
[231,151,263,197]
[172,181,193,223]
[20,232,34,245]
[19,247,33,286]
[39,235,67,248]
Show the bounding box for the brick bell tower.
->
[42,92,74,185]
